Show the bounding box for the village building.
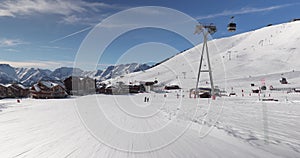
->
[96,83,107,94]
[129,84,145,93]
[30,81,67,99]
[0,83,29,99]
[6,83,29,98]
[140,80,158,92]
[110,82,130,95]
[189,87,221,98]
[95,82,145,95]
[0,84,7,99]
[64,76,96,95]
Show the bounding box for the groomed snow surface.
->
[0,92,299,158]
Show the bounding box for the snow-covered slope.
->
[0,92,299,157]
[215,21,300,79]
[114,21,300,91]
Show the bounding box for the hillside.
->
[113,21,300,92]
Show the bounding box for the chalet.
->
[96,83,107,94]
[6,84,29,98]
[140,80,158,92]
[63,76,72,95]
[0,84,7,99]
[64,76,96,95]
[129,84,145,93]
[96,82,145,94]
[104,85,114,94]
[30,81,67,99]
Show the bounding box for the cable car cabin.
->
[227,23,236,32]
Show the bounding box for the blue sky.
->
[0,0,299,70]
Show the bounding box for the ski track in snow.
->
[0,93,299,158]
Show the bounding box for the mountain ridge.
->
[0,63,150,86]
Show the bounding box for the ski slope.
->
[113,21,300,92]
[0,94,299,157]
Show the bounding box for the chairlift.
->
[227,16,236,32]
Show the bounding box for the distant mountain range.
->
[0,63,150,86]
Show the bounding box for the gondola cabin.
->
[227,16,236,32]
[227,22,236,32]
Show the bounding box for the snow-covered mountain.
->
[50,67,84,80]
[0,64,18,83]
[112,21,300,90]
[97,63,150,80]
[49,63,149,80]
[15,68,54,86]
[0,63,150,86]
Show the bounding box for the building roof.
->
[40,81,58,88]
[39,81,65,89]
[16,84,27,89]
[33,84,41,92]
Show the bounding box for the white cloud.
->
[0,39,27,47]
[196,3,298,20]
[0,0,124,17]
[61,15,83,24]
[0,0,79,17]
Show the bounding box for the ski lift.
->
[204,23,217,35]
[194,23,217,35]
[227,16,236,32]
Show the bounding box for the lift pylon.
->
[194,23,216,99]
